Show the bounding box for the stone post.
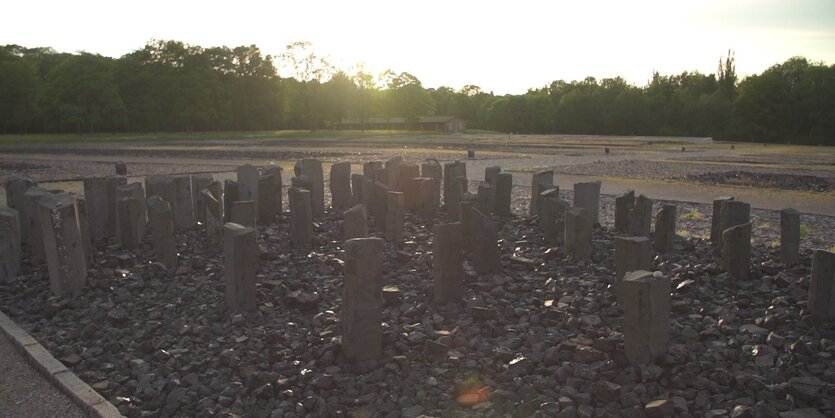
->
[654,204,677,253]
[0,207,21,283]
[471,207,500,275]
[341,237,384,362]
[145,175,176,224]
[289,187,313,247]
[614,190,635,234]
[722,223,751,280]
[433,223,464,303]
[628,194,653,237]
[237,164,259,214]
[780,208,800,265]
[485,166,501,187]
[573,181,601,225]
[223,180,239,223]
[565,207,592,260]
[719,200,750,239]
[117,197,144,250]
[105,176,128,237]
[371,181,389,229]
[460,200,474,253]
[294,159,324,218]
[351,174,365,207]
[444,177,463,222]
[343,204,368,240]
[191,173,214,224]
[115,161,127,175]
[421,161,442,209]
[330,161,352,211]
[363,161,383,180]
[494,173,513,217]
[146,196,177,277]
[82,177,109,242]
[171,175,194,230]
[443,161,467,203]
[808,250,835,324]
[263,165,283,216]
[23,187,50,263]
[477,182,494,215]
[541,195,567,245]
[115,182,146,244]
[710,196,734,244]
[202,185,224,249]
[5,177,36,243]
[223,223,257,312]
[397,164,420,210]
[37,194,86,297]
[415,177,437,224]
[385,157,402,189]
[623,270,670,365]
[530,170,554,217]
[385,191,405,243]
[258,167,282,225]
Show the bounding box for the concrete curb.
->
[0,310,123,418]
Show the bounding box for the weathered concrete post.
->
[223,180,239,223]
[343,204,368,240]
[654,204,677,253]
[295,159,324,218]
[614,190,635,234]
[115,161,127,175]
[443,161,467,204]
[444,177,463,222]
[117,197,145,250]
[385,157,402,190]
[258,166,282,225]
[171,175,194,230]
[494,173,513,217]
[202,183,224,248]
[0,207,21,283]
[37,194,86,296]
[460,200,474,253]
[433,223,464,303]
[808,250,835,324]
[573,181,601,226]
[105,176,128,237]
[477,182,494,215]
[4,177,36,244]
[564,207,592,260]
[398,163,420,210]
[530,170,554,217]
[82,177,109,242]
[237,164,259,215]
[146,196,177,277]
[115,182,146,245]
[351,174,365,207]
[289,187,313,247]
[223,223,257,312]
[23,187,50,263]
[371,181,389,229]
[541,195,568,245]
[231,200,257,233]
[710,196,734,244]
[421,161,442,209]
[385,191,405,243]
[485,166,501,187]
[341,237,384,362]
[330,161,352,211]
[623,270,670,365]
[145,175,176,225]
[628,194,653,237]
[415,177,437,224]
[722,223,752,280]
[780,208,800,265]
[615,237,653,300]
[191,174,214,224]
[471,207,500,275]
[718,200,750,242]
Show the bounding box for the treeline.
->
[1,41,833,144]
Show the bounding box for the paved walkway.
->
[0,332,86,418]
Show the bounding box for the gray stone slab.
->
[223,223,257,312]
[342,237,384,362]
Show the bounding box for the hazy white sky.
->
[4,0,834,94]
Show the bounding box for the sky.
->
[3,0,834,95]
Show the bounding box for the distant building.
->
[335,116,466,133]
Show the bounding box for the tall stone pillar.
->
[623,270,670,365]
[82,177,109,242]
[117,196,145,250]
[23,187,50,263]
[397,164,420,210]
[615,236,653,301]
[718,200,749,242]
[343,204,368,240]
[331,162,352,211]
[780,208,800,265]
[147,196,177,277]
[224,223,257,312]
[237,164,259,214]
[258,167,282,225]
[443,161,467,204]
[385,191,405,243]
[565,207,592,260]
[171,175,194,230]
[75,196,93,266]
[477,182,494,216]
[628,194,653,237]
[573,181,601,225]
[654,204,677,253]
[231,200,257,233]
[415,177,437,224]
[0,207,21,283]
[289,187,313,248]
[37,194,86,297]
[722,223,751,280]
[145,175,176,225]
[351,174,365,207]
[471,208,500,275]
[294,159,324,218]
[710,196,734,244]
[421,161,442,210]
[223,180,239,223]
[4,176,36,243]
[105,176,128,236]
[202,183,224,249]
[433,223,464,303]
[530,170,554,217]
[808,250,835,324]
[115,182,146,244]
[191,173,214,224]
[541,196,568,245]
[341,237,384,362]
[614,190,635,233]
[371,181,389,229]
[494,173,513,217]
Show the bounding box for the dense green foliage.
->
[1,42,833,144]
